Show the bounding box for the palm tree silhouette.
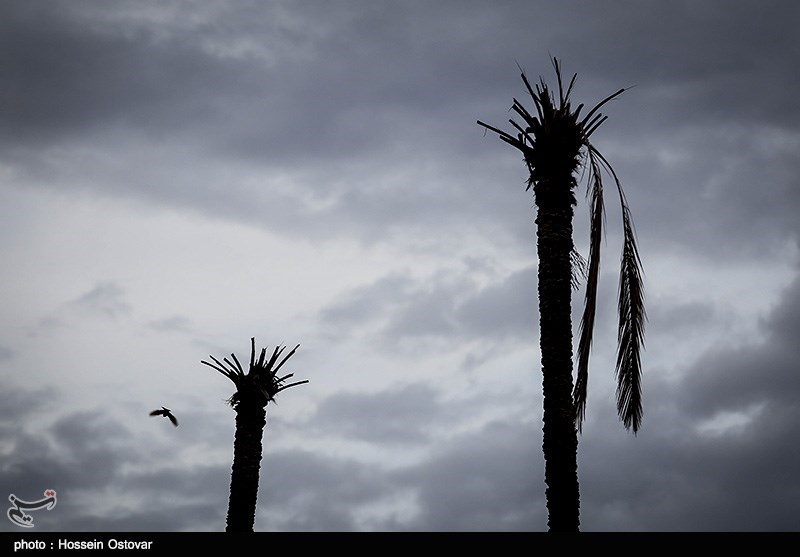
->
[478,58,646,531]
[202,337,308,532]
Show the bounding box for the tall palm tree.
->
[478,58,645,531]
[202,337,308,532]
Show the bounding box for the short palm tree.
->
[202,337,308,532]
[478,58,645,531]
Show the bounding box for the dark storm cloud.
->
[0,393,229,532]
[4,0,799,161]
[0,1,502,163]
[320,266,538,346]
[646,299,715,335]
[616,124,800,262]
[255,449,393,532]
[254,385,544,531]
[306,384,442,445]
[0,389,56,504]
[579,393,800,531]
[576,270,800,531]
[0,387,50,426]
[381,278,466,341]
[320,273,415,328]
[5,0,797,259]
[1,408,135,532]
[680,273,800,420]
[394,419,545,531]
[0,2,257,147]
[453,265,538,339]
[654,5,797,127]
[516,1,800,131]
[1,0,521,246]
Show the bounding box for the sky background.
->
[2,0,799,532]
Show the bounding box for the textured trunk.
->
[226,399,267,532]
[535,176,580,532]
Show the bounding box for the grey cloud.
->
[306,383,442,446]
[578,392,800,531]
[394,419,544,531]
[646,299,716,336]
[321,266,538,347]
[0,389,58,498]
[382,281,462,341]
[1,1,498,165]
[549,1,800,128]
[0,2,257,148]
[11,0,782,272]
[678,273,800,420]
[320,273,415,327]
[41,463,229,532]
[1,410,134,532]
[254,380,545,531]
[764,271,800,347]
[627,128,800,263]
[575,269,800,531]
[0,400,231,532]
[68,282,131,320]
[386,264,540,344]
[454,265,538,339]
[147,315,193,333]
[28,282,132,334]
[254,449,394,532]
[0,387,52,426]
[382,265,539,342]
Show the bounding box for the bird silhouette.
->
[149,406,179,427]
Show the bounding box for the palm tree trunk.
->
[535,177,581,532]
[226,400,267,532]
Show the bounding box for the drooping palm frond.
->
[614,190,646,433]
[573,146,605,430]
[583,146,646,433]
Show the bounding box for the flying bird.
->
[149,406,179,427]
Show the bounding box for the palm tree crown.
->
[202,338,309,408]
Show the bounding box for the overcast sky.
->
[2,0,799,533]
